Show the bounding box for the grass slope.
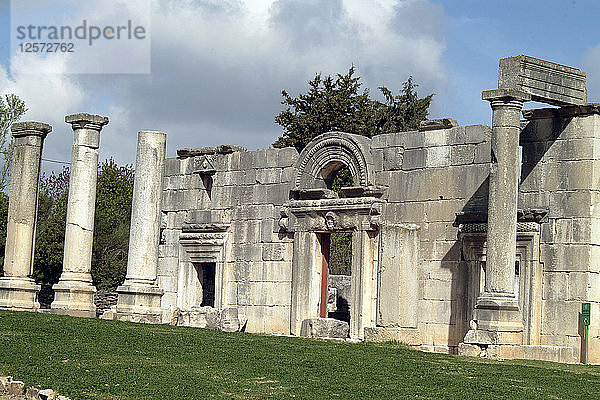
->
[0,310,599,399]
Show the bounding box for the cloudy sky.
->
[1,0,599,171]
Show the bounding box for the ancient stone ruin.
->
[0,55,598,364]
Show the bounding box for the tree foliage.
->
[32,159,134,290]
[273,68,433,276]
[33,168,70,284]
[273,66,433,152]
[91,158,134,290]
[0,94,27,192]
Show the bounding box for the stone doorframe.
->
[285,197,382,340]
[460,221,542,345]
[178,223,229,311]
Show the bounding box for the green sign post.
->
[582,303,591,364]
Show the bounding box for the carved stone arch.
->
[293,131,374,191]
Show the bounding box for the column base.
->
[51,281,96,318]
[115,284,163,324]
[472,293,523,332]
[462,293,523,349]
[0,277,40,311]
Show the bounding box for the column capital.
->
[482,88,531,103]
[65,113,109,131]
[10,121,52,138]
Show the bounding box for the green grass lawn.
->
[1,310,599,399]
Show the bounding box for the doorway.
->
[319,232,352,324]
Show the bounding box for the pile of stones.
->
[0,377,70,400]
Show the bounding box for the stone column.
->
[115,131,166,323]
[467,89,530,341]
[0,122,51,310]
[52,113,108,317]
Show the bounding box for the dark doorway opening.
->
[200,262,216,307]
[319,232,352,324]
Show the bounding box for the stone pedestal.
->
[0,122,51,311]
[463,89,530,347]
[52,113,108,317]
[116,131,166,322]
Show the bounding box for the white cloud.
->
[0,54,87,172]
[2,0,449,167]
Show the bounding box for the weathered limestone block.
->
[261,282,292,306]
[262,243,285,261]
[377,223,420,328]
[182,307,219,329]
[401,148,425,171]
[0,121,51,311]
[300,318,349,339]
[457,343,483,358]
[498,55,586,106]
[426,146,451,168]
[327,287,337,312]
[7,379,25,395]
[450,144,475,165]
[419,118,458,131]
[364,327,422,345]
[26,386,40,399]
[219,307,240,332]
[382,147,404,170]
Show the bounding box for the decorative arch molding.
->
[293,131,374,190]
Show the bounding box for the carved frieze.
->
[179,224,229,263]
[281,197,383,232]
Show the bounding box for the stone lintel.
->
[177,144,247,158]
[482,88,531,103]
[288,197,383,232]
[288,196,382,212]
[418,118,458,131]
[65,113,109,128]
[523,103,600,120]
[292,188,338,200]
[341,185,386,198]
[10,121,52,138]
[455,208,548,224]
[181,223,230,233]
[498,55,586,106]
[179,231,227,263]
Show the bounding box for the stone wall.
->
[520,107,600,363]
[158,145,298,334]
[158,125,493,349]
[157,116,600,362]
[366,125,491,352]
